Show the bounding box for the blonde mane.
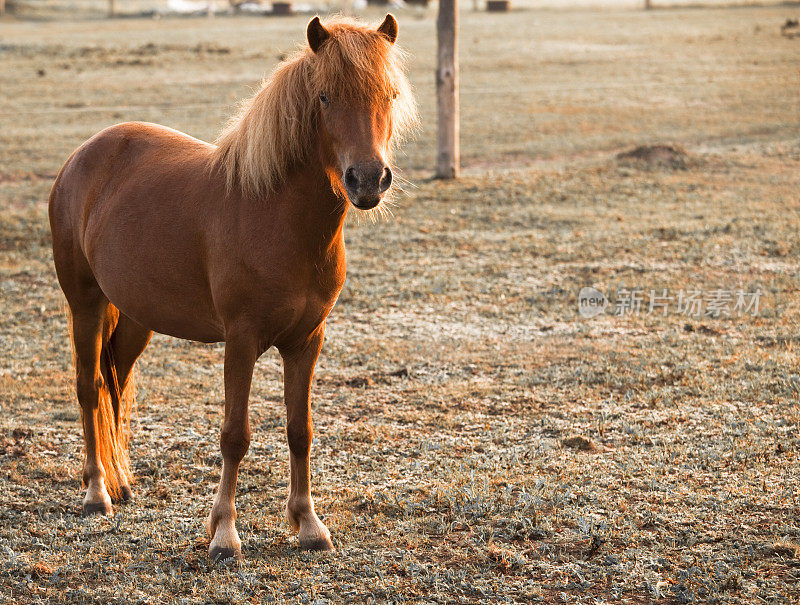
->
[211,16,417,198]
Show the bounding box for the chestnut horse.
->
[48,15,415,560]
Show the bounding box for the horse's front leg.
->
[206,334,258,561]
[280,326,334,551]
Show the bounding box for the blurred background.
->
[1,0,797,189]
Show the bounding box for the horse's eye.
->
[319,92,330,107]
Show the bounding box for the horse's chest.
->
[291,255,346,320]
[226,248,345,342]
[314,256,347,304]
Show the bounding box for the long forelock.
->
[210,17,417,198]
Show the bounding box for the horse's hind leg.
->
[103,313,152,502]
[50,162,137,512]
[69,294,116,515]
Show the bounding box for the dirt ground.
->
[1,4,799,604]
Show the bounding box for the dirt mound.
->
[781,18,799,39]
[615,144,692,170]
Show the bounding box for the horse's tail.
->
[69,306,134,500]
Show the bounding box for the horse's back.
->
[50,121,212,229]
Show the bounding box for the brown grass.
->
[1,4,799,604]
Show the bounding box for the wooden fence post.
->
[108,0,116,16]
[436,0,459,179]
[0,0,6,17]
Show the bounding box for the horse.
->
[48,14,416,560]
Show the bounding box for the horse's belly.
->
[87,230,225,343]
[97,268,225,343]
[115,296,224,343]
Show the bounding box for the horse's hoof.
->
[299,536,335,552]
[82,500,112,516]
[118,485,133,503]
[209,545,241,562]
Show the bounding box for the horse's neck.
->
[248,153,347,253]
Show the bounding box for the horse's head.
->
[307,15,416,211]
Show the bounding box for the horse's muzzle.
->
[344,161,392,210]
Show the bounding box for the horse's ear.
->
[307,16,330,53]
[377,14,398,45]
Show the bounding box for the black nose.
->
[344,162,391,209]
[344,166,359,192]
[379,166,392,193]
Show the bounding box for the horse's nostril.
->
[379,166,392,193]
[344,167,359,191]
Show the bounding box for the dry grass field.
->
[1,4,799,604]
